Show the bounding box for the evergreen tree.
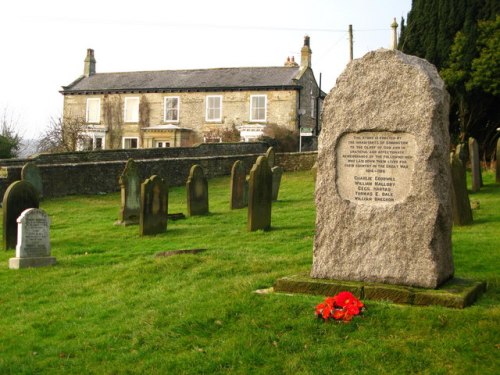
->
[400,0,499,158]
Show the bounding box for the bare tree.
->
[37,116,87,153]
[0,107,24,158]
[139,95,151,146]
[103,95,123,149]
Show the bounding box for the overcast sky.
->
[0,0,411,138]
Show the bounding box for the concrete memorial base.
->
[9,256,56,269]
[273,274,486,309]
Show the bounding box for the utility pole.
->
[348,24,353,61]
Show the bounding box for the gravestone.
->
[311,49,454,289]
[116,159,140,225]
[21,162,43,199]
[271,166,283,201]
[450,153,473,226]
[496,138,500,183]
[248,156,272,231]
[3,181,39,250]
[9,208,56,269]
[186,165,209,216]
[265,147,276,168]
[468,137,481,192]
[230,160,248,209]
[139,175,168,236]
[311,161,318,182]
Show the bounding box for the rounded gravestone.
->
[186,165,209,216]
[21,162,43,199]
[3,180,40,250]
[265,147,276,168]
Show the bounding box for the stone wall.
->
[0,146,317,198]
[0,142,269,167]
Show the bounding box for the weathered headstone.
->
[21,162,43,199]
[3,181,39,250]
[116,159,140,225]
[271,166,283,201]
[311,49,454,289]
[468,137,481,192]
[230,160,248,209]
[311,161,318,183]
[9,208,56,269]
[450,153,473,226]
[496,138,500,183]
[139,175,168,236]
[248,156,272,231]
[186,165,209,216]
[265,147,276,168]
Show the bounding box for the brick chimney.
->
[284,56,299,67]
[300,35,312,68]
[83,49,96,77]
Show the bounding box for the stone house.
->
[60,36,324,150]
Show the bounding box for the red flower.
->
[315,291,365,323]
[332,309,345,320]
[333,291,361,308]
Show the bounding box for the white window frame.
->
[122,137,139,149]
[124,97,140,123]
[86,98,101,124]
[250,95,267,122]
[164,96,180,122]
[205,95,223,122]
[156,141,170,148]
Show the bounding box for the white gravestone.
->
[9,208,56,269]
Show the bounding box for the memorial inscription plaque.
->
[337,132,416,204]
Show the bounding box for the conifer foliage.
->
[400,0,499,159]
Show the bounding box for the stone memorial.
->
[271,166,283,201]
[21,162,43,199]
[311,49,454,289]
[265,147,276,168]
[497,138,500,183]
[139,175,168,236]
[247,156,272,231]
[186,165,209,216]
[450,153,473,226]
[468,137,481,192]
[3,180,39,250]
[116,159,141,225]
[9,208,56,269]
[230,160,248,209]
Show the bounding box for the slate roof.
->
[61,66,302,94]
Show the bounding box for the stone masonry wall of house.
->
[64,89,301,148]
[0,145,317,198]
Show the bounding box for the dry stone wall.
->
[0,145,317,198]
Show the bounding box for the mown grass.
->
[0,170,498,374]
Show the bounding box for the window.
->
[250,95,266,122]
[164,97,179,122]
[311,96,316,118]
[86,98,101,123]
[95,137,103,149]
[123,137,139,149]
[156,141,170,148]
[206,96,222,122]
[124,97,140,123]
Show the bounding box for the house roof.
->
[61,66,302,94]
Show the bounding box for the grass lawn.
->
[0,170,498,374]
